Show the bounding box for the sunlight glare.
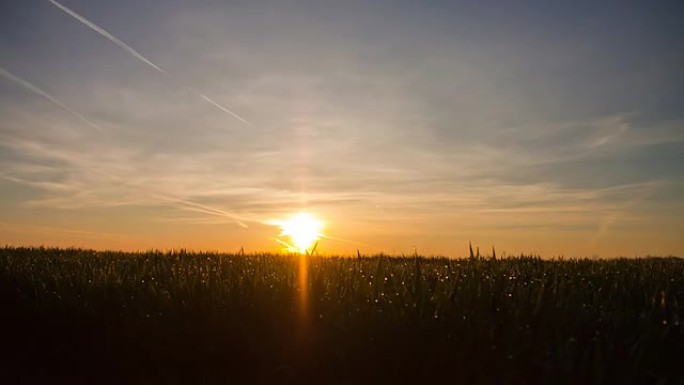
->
[271,212,324,253]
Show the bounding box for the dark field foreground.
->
[1,247,682,384]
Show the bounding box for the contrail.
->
[47,0,250,125]
[199,93,251,125]
[0,67,101,130]
[153,194,250,228]
[322,234,374,247]
[47,0,164,73]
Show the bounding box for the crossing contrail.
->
[0,67,101,130]
[47,0,250,125]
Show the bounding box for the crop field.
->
[1,247,682,384]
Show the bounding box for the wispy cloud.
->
[46,0,250,125]
[1,130,673,225]
[0,67,100,130]
[0,135,255,228]
[587,115,631,149]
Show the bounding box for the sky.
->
[1,0,683,257]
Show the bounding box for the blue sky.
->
[1,0,683,256]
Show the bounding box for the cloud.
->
[0,134,254,228]
[1,124,675,230]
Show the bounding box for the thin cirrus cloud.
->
[0,125,668,218]
[0,121,680,255]
[46,0,250,126]
[0,134,256,229]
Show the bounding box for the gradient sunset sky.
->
[1,0,683,257]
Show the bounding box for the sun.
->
[270,212,325,253]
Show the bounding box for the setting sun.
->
[270,213,325,253]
